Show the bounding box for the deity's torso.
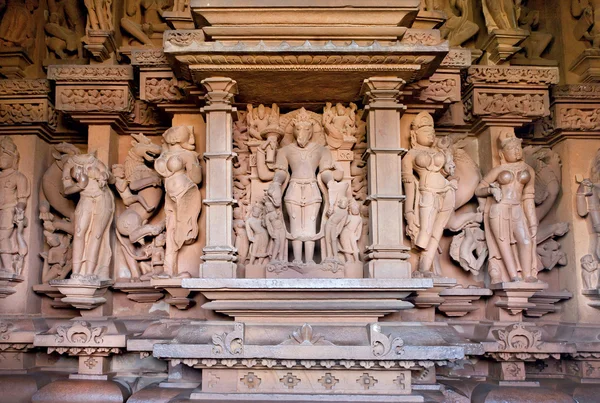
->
[279,142,330,179]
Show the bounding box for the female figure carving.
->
[476,132,538,283]
[339,202,362,263]
[246,203,269,265]
[62,152,114,279]
[0,137,30,274]
[402,112,456,276]
[154,126,202,276]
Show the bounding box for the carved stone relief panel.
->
[236,104,368,279]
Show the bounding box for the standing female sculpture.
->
[154,126,202,276]
[402,112,456,276]
[62,152,114,280]
[0,137,30,275]
[475,131,538,283]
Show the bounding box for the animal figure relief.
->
[39,142,80,282]
[112,133,164,280]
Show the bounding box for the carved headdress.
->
[411,111,434,131]
[410,111,435,148]
[498,129,522,150]
[163,126,195,151]
[292,107,313,128]
[0,136,20,168]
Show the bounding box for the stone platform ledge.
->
[188,393,423,402]
[190,392,423,402]
[181,278,432,292]
[183,278,432,322]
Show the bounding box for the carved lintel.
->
[83,30,117,62]
[438,287,493,317]
[49,278,114,310]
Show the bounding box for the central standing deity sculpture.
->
[270,108,337,264]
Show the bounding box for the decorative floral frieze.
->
[474,92,547,117]
[48,65,134,82]
[177,54,437,68]
[467,66,559,85]
[47,346,120,356]
[56,88,134,113]
[131,49,169,66]
[0,79,50,95]
[169,357,441,370]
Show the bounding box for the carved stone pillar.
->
[361,77,411,279]
[200,77,238,278]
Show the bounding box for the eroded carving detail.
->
[212,323,244,355]
[55,321,106,344]
[0,137,30,276]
